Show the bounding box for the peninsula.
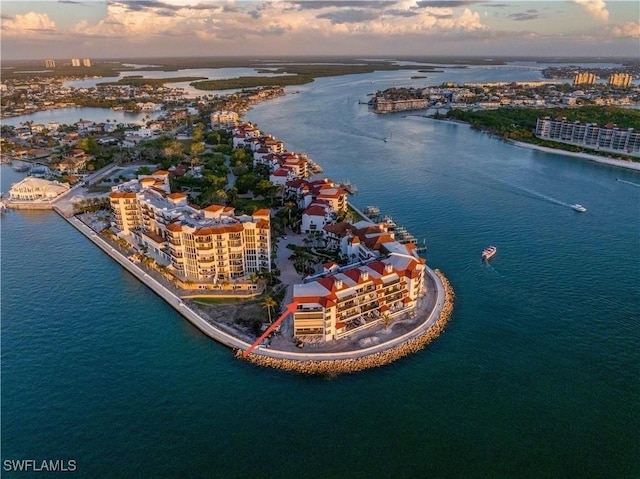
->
[3,76,454,375]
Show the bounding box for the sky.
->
[1,0,638,60]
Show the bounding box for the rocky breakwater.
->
[237,269,455,376]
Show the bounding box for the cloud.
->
[417,1,479,7]
[610,21,640,38]
[69,0,487,41]
[292,1,394,9]
[573,0,608,22]
[1,12,58,36]
[317,8,380,24]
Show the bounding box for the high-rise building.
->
[71,58,81,67]
[44,59,56,68]
[109,171,272,287]
[573,72,596,86]
[82,58,92,67]
[535,117,640,156]
[608,73,632,88]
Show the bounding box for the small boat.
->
[482,245,497,261]
[571,204,587,212]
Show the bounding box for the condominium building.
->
[44,59,56,68]
[109,171,271,287]
[293,253,426,342]
[71,58,81,67]
[165,206,271,284]
[608,73,632,88]
[82,58,91,67]
[535,117,640,156]
[573,72,596,86]
[211,110,239,128]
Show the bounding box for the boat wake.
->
[616,179,640,188]
[509,184,572,208]
[425,167,575,209]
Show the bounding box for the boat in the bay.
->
[482,245,497,261]
[571,204,587,212]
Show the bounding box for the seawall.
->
[237,270,454,375]
[57,209,454,374]
[58,212,252,350]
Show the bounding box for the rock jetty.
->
[236,269,455,376]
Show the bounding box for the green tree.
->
[262,295,277,323]
[78,137,99,155]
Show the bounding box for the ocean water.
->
[2,64,639,478]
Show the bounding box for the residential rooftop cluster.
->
[0,77,186,119]
[371,80,640,113]
[108,107,431,342]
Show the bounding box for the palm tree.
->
[382,312,393,329]
[262,295,277,323]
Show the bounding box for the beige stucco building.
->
[109,171,271,287]
[293,253,425,342]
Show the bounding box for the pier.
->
[362,205,426,250]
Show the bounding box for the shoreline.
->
[237,271,454,375]
[427,117,640,171]
[507,140,640,171]
[55,208,452,374]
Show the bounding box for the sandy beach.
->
[509,140,640,171]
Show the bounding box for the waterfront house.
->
[9,177,70,201]
[324,220,418,264]
[270,167,295,186]
[301,201,333,234]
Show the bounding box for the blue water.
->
[2,64,639,478]
[2,107,160,128]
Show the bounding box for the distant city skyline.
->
[1,0,638,60]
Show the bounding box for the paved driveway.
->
[272,231,307,336]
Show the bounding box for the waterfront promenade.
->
[58,211,450,374]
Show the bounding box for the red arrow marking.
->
[243,302,298,357]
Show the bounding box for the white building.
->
[9,177,70,201]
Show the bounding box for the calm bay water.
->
[2,64,639,478]
[3,107,160,128]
